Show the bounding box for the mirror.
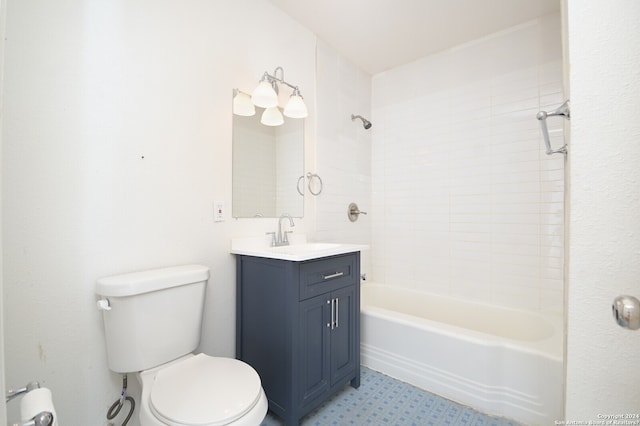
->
[232,106,304,218]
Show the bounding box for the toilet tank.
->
[96,265,210,373]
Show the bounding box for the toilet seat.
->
[149,354,263,426]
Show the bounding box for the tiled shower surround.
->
[370,13,564,315]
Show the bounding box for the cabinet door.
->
[298,294,330,408]
[330,285,357,386]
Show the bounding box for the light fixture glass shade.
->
[283,94,308,118]
[233,91,255,116]
[261,106,284,126]
[251,80,278,108]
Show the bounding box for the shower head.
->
[351,114,372,130]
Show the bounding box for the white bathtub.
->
[360,282,563,425]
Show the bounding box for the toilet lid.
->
[150,354,263,426]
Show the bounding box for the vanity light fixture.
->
[232,89,255,117]
[251,79,279,108]
[283,87,308,118]
[261,106,285,126]
[248,66,308,124]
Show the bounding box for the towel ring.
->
[307,172,323,196]
[297,173,323,196]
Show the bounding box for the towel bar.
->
[537,100,569,156]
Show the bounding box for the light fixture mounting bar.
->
[262,66,299,92]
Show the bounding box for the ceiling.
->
[269,0,560,75]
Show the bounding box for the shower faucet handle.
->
[348,202,367,222]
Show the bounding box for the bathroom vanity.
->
[234,243,363,425]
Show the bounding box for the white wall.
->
[0,0,6,421]
[370,14,565,315]
[2,0,317,423]
[565,0,640,417]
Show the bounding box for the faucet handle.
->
[265,232,276,247]
[283,231,294,244]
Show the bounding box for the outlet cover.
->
[214,201,225,222]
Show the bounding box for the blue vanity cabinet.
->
[236,252,361,425]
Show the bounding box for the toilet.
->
[96,264,268,426]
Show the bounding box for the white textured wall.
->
[370,14,565,314]
[565,0,640,417]
[0,0,6,420]
[2,1,316,423]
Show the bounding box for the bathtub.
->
[360,282,563,425]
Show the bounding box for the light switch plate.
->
[214,201,225,222]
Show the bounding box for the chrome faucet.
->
[276,213,295,246]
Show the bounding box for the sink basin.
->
[230,237,368,261]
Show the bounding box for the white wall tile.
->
[315,40,372,270]
[371,14,564,314]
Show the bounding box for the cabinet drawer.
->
[299,254,357,300]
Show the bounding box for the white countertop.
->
[230,235,368,261]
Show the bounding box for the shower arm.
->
[351,114,372,129]
[537,100,569,156]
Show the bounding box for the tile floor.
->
[261,367,522,426]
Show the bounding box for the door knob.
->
[612,295,640,330]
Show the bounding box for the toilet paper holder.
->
[6,381,42,403]
[6,381,54,426]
